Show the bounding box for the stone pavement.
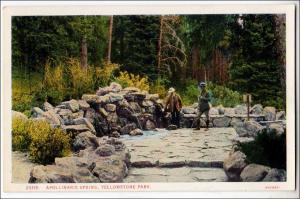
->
[121,128,237,182]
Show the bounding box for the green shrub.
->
[115,71,150,91]
[238,128,286,169]
[27,120,71,165]
[150,77,168,98]
[12,117,31,151]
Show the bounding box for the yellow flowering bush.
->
[116,71,150,91]
[12,117,31,151]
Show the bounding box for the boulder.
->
[232,136,255,145]
[268,123,285,135]
[62,124,90,134]
[192,103,198,109]
[129,102,142,113]
[250,104,263,115]
[73,131,99,151]
[182,107,196,114]
[129,129,143,136]
[240,164,271,182]
[99,108,108,118]
[213,116,231,127]
[58,109,73,117]
[43,102,54,111]
[263,106,276,121]
[108,93,123,103]
[230,117,243,127]
[276,111,286,120]
[223,151,247,181]
[148,94,159,101]
[85,108,96,123]
[167,124,177,130]
[43,109,62,126]
[111,131,120,138]
[123,87,140,93]
[105,104,116,112]
[142,100,154,107]
[209,107,219,115]
[262,169,286,182]
[73,118,96,133]
[124,93,135,102]
[183,114,197,119]
[62,99,80,112]
[95,144,115,157]
[120,123,137,135]
[71,110,84,119]
[77,100,90,110]
[109,82,122,93]
[107,112,118,124]
[81,94,101,104]
[224,108,235,116]
[12,110,28,120]
[29,137,129,183]
[234,105,247,115]
[98,95,110,104]
[144,119,156,130]
[32,107,45,117]
[244,120,264,137]
[131,92,146,101]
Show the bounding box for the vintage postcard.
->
[1,1,299,198]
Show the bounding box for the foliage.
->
[115,71,150,91]
[94,61,120,87]
[12,117,71,164]
[238,128,286,169]
[27,120,71,165]
[12,117,31,151]
[228,15,284,109]
[149,77,169,98]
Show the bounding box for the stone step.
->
[131,160,223,168]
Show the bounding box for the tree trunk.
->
[157,16,163,74]
[80,37,88,69]
[107,16,114,63]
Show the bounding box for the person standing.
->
[165,87,183,128]
[194,82,211,131]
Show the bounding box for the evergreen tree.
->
[229,15,284,109]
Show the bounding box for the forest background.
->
[12,14,286,116]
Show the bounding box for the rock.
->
[99,108,108,117]
[217,105,225,115]
[223,151,247,181]
[81,94,101,104]
[120,123,137,135]
[232,136,255,145]
[209,107,219,115]
[276,111,286,120]
[129,129,143,136]
[108,93,124,103]
[109,82,122,93]
[77,100,90,110]
[224,108,235,116]
[105,104,116,112]
[29,137,129,183]
[192,103,198,109]
[32,107,45,117]
[72,110,84,119]
[131,92,146,101]
[244,120,264,137]
[234,105,247,115]
[124,93,135,102]
[269,123,284,135]
[107,112,118,124]
[58,109,73,117]
[263,106,276,121]
[43,102,54,111]
[240,164,271,182]
[12,110,28,120]
[182,107,196,114]
[142,100,154,107]
[73,131,99,151]
[213,116,231,127]
[183,114,197,118]
[84,108,96,123]
[117,106,133,119]
[230,117,243,127]
[148,94,159,101]
[145,119,156,130]
[62,124,90,134]
[95,144,115,156]
[62,99,80,112]
[262,169,286,182]
[43,109,62,126]
[123,87,140,93]
[129,102,142,113]
[167,124,177,130]
[250,104,263,115]
[73,118,96,133]
[111,131,120,138]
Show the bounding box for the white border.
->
[1,1,299,198]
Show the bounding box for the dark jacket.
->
[198,89,211,112]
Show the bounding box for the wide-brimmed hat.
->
[199,82,206,87]
[168,87,175,93]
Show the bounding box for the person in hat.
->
[194,82,212,131]
[165,87,183,128]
